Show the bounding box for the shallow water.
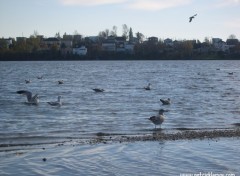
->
[0,60,240,175]
[0,138,239,176]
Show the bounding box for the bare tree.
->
[122,24,129,39]
[228,34,236,39]
[129,27,133,42]
[105,29,110,37]
[73,30,80,35]
[98,29,110,39]
[136,32,145,43]
[204,37,210,45]
[98,31,107,38]
[110,26,117,37]
[55,32,61,39]
[32,30,39,38]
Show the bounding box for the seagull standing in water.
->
[16,90,39,105]
[160,98,171,105]
[37,76,43,79]
[189,14,197,22]
[25,79,31,84]
[58,80,64,84]
[149,109,167,129]
[144,83,151,90]
[47,96,62,106]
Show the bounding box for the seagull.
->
[47,96,62,106]
[149,109,167,129]
[58,80,64,84]
[93,88,105,92]
[16,90,39,105]
[144,83,151,90]
[160,98,171,105]
[25,79,31,84]
[189,14,197,22]
[37,76,43,79]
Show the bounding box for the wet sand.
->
[1,132,239,176]
[1,128,239,150]
[87,128,240,145]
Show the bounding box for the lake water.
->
[0,60,239,175]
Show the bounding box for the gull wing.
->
[32,94,38,102]
[17,90,32,102]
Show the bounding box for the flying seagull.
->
[189,14,197,22]
[16,90,39,105]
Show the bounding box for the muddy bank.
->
[89,128,240,145]
[1,128,240,150]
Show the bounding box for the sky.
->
[1,0,240,42]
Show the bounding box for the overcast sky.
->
[1,0,240,41]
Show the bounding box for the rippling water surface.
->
[0,60,239,175]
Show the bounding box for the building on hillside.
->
[63,34,73,41]
[129,37,139,44]
[0,38,13,49]
[212,38,222,44]
[125,44,135,54]
[102,37,116,52]
[164,38,173,46]
[148,37,158,44]
[73,35,82,42]
[61,40,73,55]
[86,36,100,43]
[16,37,27,43]
[115,37,126,52]
[73,46,87,56]
[211,38,229,52]
[226,39,239,46]
[42,37,61,50]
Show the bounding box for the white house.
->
[164,38,173,46]
[73,46,87,56]
[212,38,230,52]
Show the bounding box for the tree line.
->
[0,25,240,60]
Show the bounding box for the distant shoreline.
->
[1,49,240,61]
[1,55,240,61]
[1,58,240,61]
